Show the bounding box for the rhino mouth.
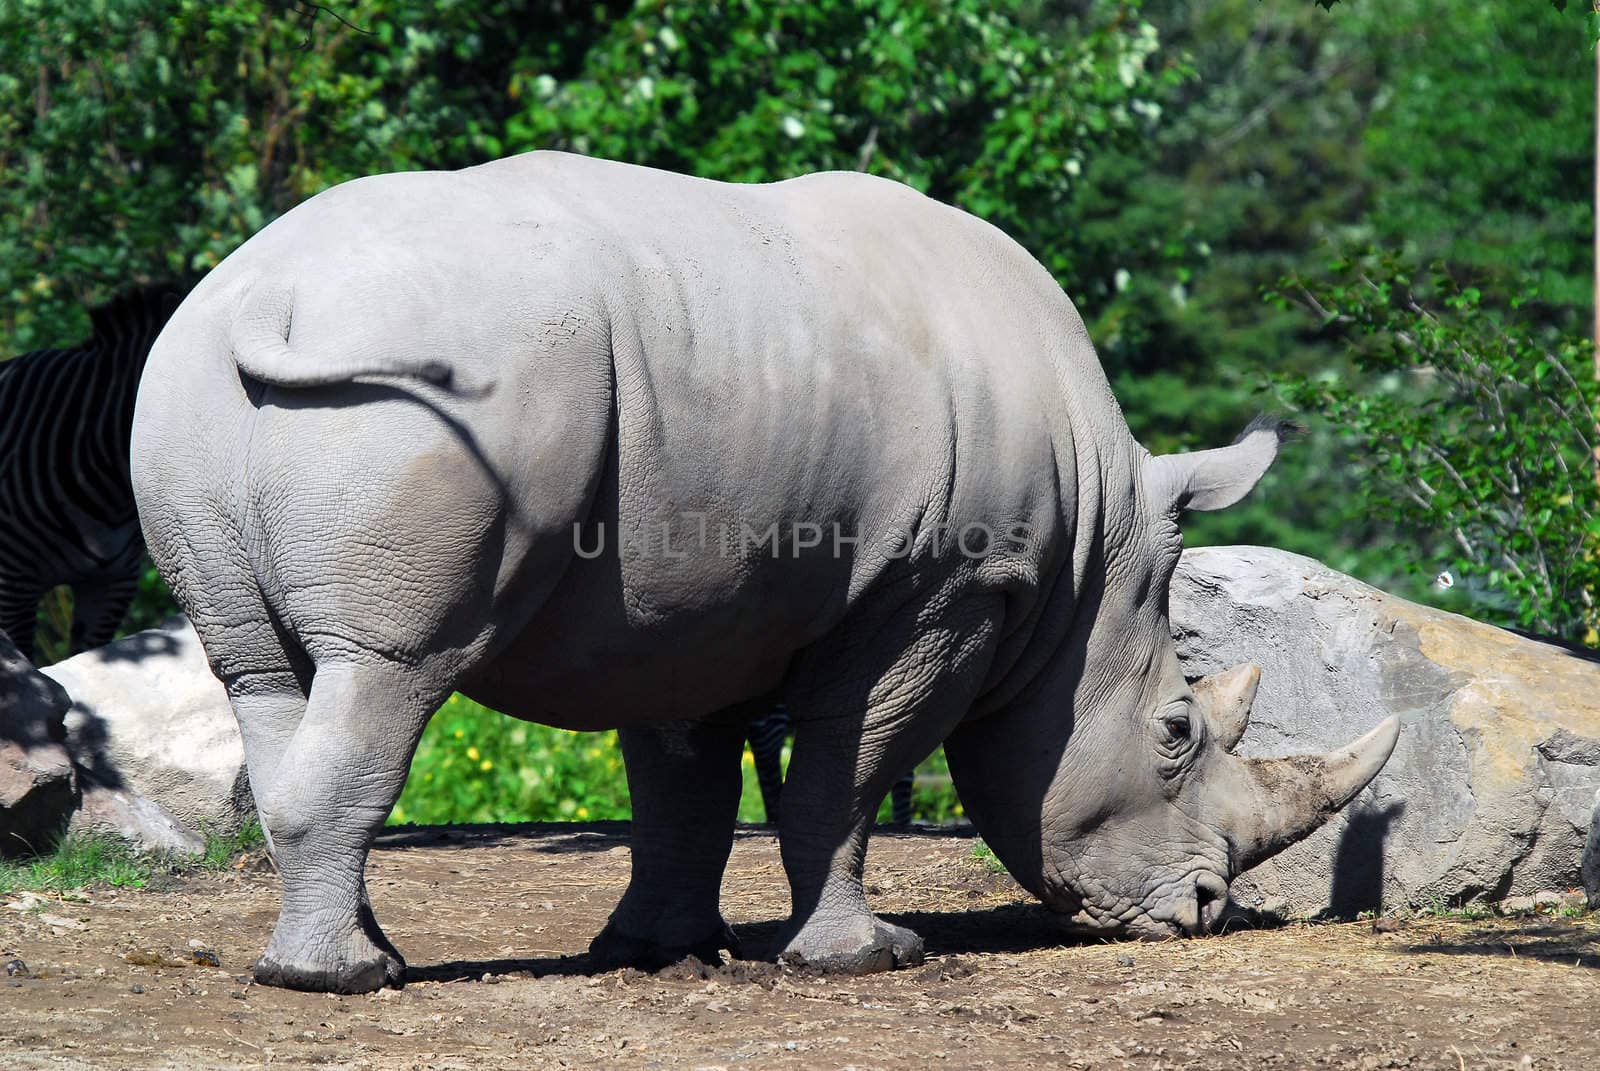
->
[1047,871,1232,939]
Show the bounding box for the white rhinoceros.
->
[130,151,1397,993]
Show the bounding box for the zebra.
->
[0,287,180,663]
[747,705,916,826]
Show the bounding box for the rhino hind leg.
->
[589,709,751,970]
[250,659,446,994]
[775,589,1002,973]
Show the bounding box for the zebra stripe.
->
[746,705,916,826]
[0,287,179,662]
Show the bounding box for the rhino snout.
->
[1050,868,1233,939]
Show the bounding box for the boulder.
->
[0,631,79,855]
[43,619,252,842]
[73,784,206,855]
[1585,788,1600,907]
[1171,546,1600,919]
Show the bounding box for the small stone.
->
[38,912,86,931]
[191,948,221,967]
[130,983,145,994]
[5,958,29,977]
[1116,954,1135,968]
[480,972,500,984]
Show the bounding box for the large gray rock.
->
[1172,546,1600,918]
[0,631,79,855]
[43,619,252,842]
[1585,788,1600,907]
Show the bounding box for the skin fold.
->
[130,152,1398,994]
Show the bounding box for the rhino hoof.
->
[253,949,405,994]
[588,918,742,972]
[779,917,925,974]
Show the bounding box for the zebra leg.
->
[889,772,915,827]
[0,579,45,664]
[747,705,791,825]
[68,574,140,654]
[589,709,749,970]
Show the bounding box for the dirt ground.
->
[2,824,1596,1070]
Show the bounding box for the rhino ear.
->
[1146,416,1296,514]
[1191,664,1260,752]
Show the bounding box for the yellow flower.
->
[480,759,493,772]
[466,746,481,761]
[576,806,590,819]
[454,729,465,739]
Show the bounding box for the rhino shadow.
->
[376,821,980,854]
[405,903,1073,984]
[377,821,632,852]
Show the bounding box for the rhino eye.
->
[1164,713,1192,741]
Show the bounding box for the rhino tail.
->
[228,283,457,390]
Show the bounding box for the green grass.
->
[967,838,1006,874]
[0,822,266,897]
[391,694,968,826]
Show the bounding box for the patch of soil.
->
[2,823,1596,1069]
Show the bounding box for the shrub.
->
[1273,254,1600,641]
[390,694,966,826]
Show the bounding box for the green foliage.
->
[391,694,965,825]
[967,839,1006,874]
[506,0,1180,300]
[392,695,632,825]
[0,822,262,895]
[1274,255,1600,640]
[1104,0,1593,612]
[196,819,266,871]
[0,834,151,894]
[0,0,542,348]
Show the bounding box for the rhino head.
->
[945,418,1399,938]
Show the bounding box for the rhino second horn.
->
[1232,716,1401,869]
[1192,663,1259,752]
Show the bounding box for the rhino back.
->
[136,152,1116,724]
[460,155,1104,722]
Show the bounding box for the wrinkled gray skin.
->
[131,152,1399,994]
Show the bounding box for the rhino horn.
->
[1226,717,1401,871]
[1191,664,1259,752]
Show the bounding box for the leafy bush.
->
[391,695,632,825]
[391,694,965,826]
[1274,254,1600,641]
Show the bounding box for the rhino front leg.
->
[250,660,444,994]
[777,591,1002,973]
[589,709,750,970]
